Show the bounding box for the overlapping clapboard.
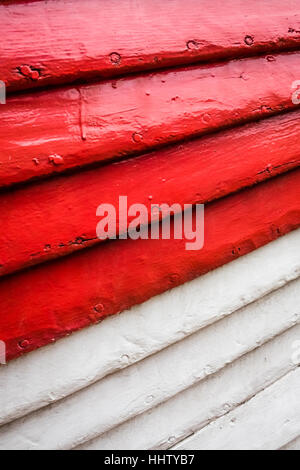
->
[0,0,300,362]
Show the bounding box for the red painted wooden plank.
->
[1,168,300,362]
[1,52,300,189]
[1,110,300,277]
[1,0,300,92]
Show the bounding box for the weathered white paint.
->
[174,368,300,450]
[0,275,299,450]
[1,229,300,428]
[281,435,300,450]
[78,324,300,450]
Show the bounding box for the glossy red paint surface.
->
[1,169,300,362]
[1,110,300,277]
[1,0,300,92]
[1,52,300,188]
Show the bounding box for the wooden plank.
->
[1,52,300,188]
[1,110,300,277]
[1,0,300,93]
[1,169,300,362]
[79,323,300,450]
[1,229,299,427]
[0,279,299,450]
[175,368,300,450]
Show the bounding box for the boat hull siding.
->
[1,0,300,450]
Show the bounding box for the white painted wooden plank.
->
[281,435,300,450]
[0,276,299,450]
[0,229,300,427]
[174,368,300,450]
[78,324,300,450]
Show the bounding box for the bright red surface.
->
[1,52,300,188]
[1,110,300,277]
[1,0,300,92]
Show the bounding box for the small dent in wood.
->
[18,339,30,349]
[132,132,143,143]
[48,155,64,166]
[94,303,105,314]
[288,27,300,34]
[110,52,121,65]
[17,65,41,81]
[187,40,200,50]
[244,35,254,46]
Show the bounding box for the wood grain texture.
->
[1,52,300,188]
[1,111,300,277]
[1,0,300,92]
[79,322,300,450]
[174,368,300,450]
[1,169,300,362]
